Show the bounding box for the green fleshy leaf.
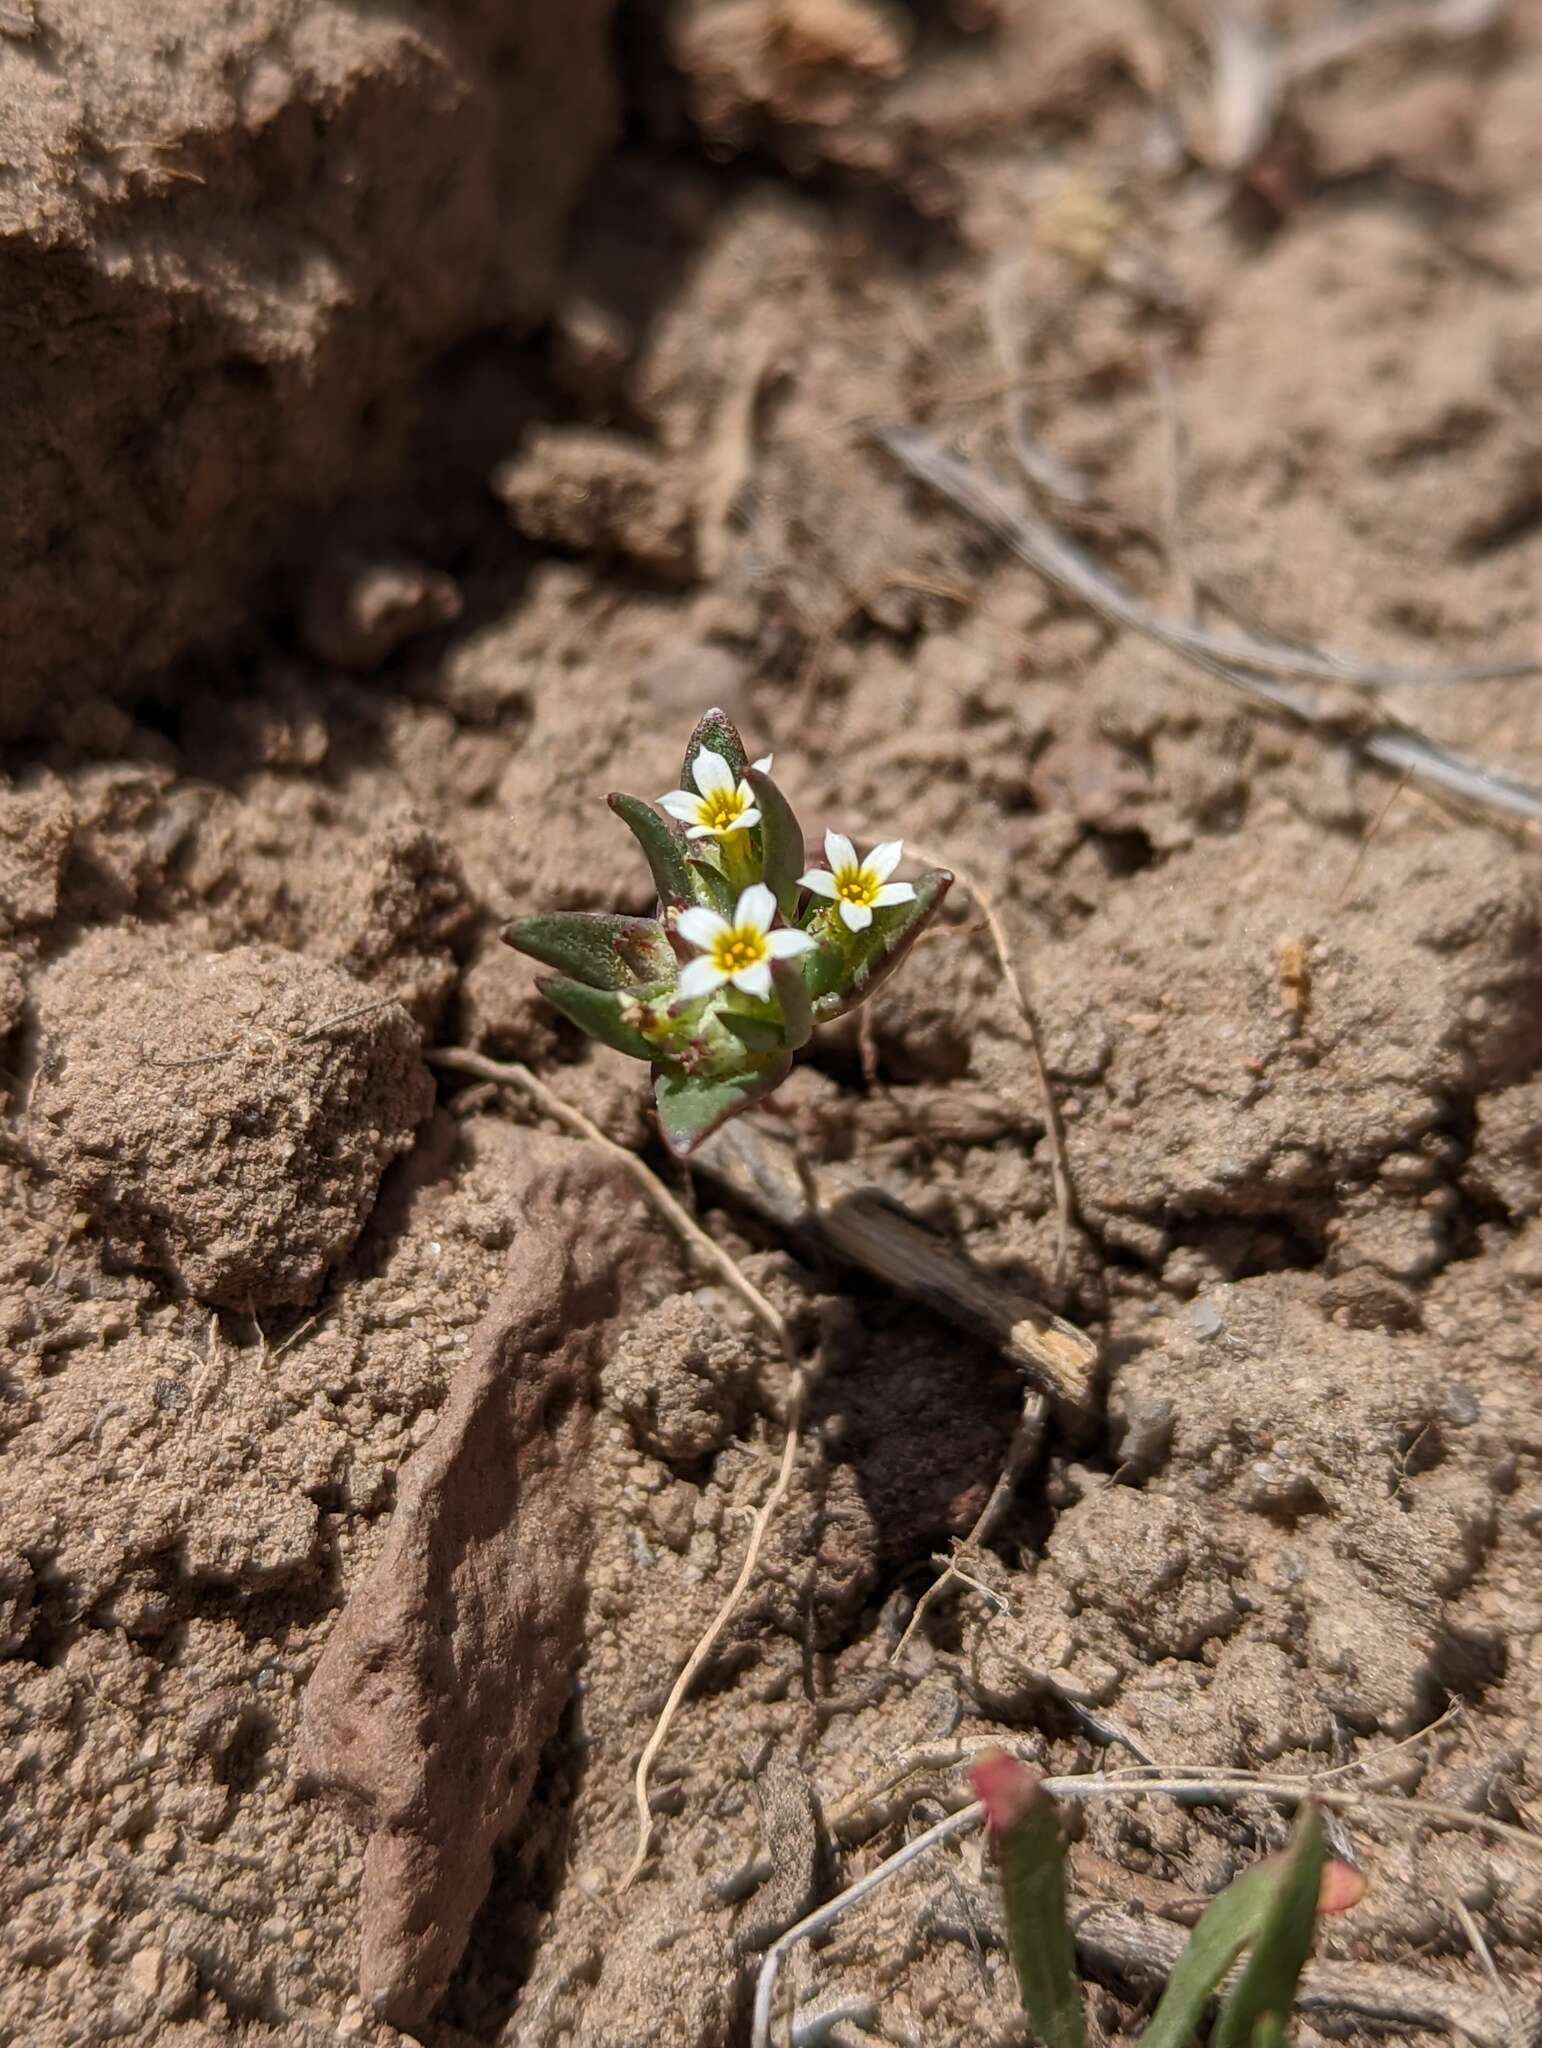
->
[973,1754,1085,2048]
[1143,1807,1326,2048]
[799,941,847,1005]
[686,854,735,919]
[504,911,677,991]
[746,766,805,920]
[539,976,657,1062]
[608,793,694,910]
[810,867,953,1022]
[654,1056,791,1156]
[682,706,749,792]
[720,1011,786,1053]
[1213,1807,1327,2048]
[772,956,813,1052]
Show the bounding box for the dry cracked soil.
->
[2,3,1542,2046]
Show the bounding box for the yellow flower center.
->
[835,865,878,908]
[712,927,769,976]
[700,789,748,833]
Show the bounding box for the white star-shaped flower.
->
[659,749,773,841]
[798,832,915,933]
[676,882,815,1002]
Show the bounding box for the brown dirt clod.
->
[29,929,432,1310]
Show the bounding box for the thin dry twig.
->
[889,1391,1049,1667]
[874,425,1542,826]
[982,261,1092,507]
[696,1117,1099,1431]
[426,1047,808,1893]
[1309,1698,1463,1785]
[622,1388,807,1890]
[1197,0,1503,174]
[142,991,408,1071]
[753,1802,982,2046]
[1333,764,1416,908]
[1452,1896,1521,2044]
[1150,335,1198,619]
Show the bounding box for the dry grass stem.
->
[875,424,1542,826]
[983,260,1092,507]
[621,1386,806,1889]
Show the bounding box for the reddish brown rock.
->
[299,1141,661,2029]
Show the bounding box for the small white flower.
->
[676,883,815,1002]
[659,748,772,840]
[799,832,915,933]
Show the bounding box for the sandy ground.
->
[3,3,1542,2044]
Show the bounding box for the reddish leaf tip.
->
[1317,1860,1366,1916]
[969,1749,1046,1835]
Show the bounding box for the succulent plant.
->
[502,708,952,1155]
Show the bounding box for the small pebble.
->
[1191,1299,1224,1341]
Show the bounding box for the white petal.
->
[686,824,716,840]
[731,961,773,1001]
[766,928,816,958]
[751,754,773,773]
[865,839,904,884]
[824,829,857,875]
[798,868,837,898]
[691,748,735,798]
[839,899,873,932]
[732,806,762,833]
[734,882,777,934]
[659,790,702,821]
[677,954,728,999]
[872,881,915,907]
[676,905,729,951]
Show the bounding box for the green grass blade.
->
[1140,1866,1279,2048]
[971,1752,1085,2048]
[1212,1807,1327,2048]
